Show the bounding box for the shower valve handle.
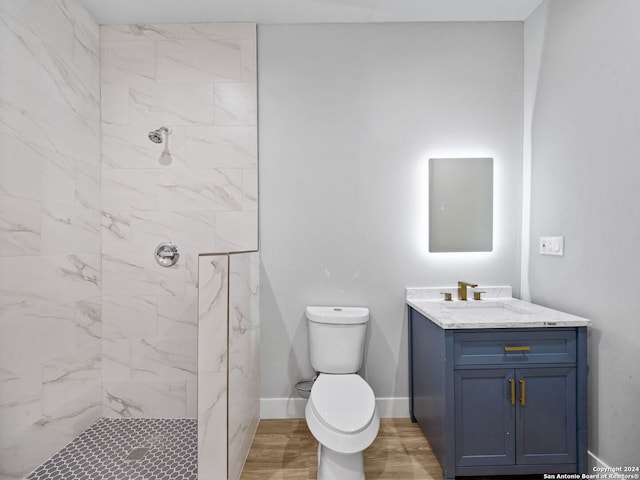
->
[154,242,179,267]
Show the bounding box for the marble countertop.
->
[406,287,591,329]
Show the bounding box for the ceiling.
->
[79,0,546,25]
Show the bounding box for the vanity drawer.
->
[453,329,577,366]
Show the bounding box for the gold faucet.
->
[457,281,478,301]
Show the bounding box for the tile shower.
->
[0,1,259,479]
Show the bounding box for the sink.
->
[444,301,533,319]
[406,286,591,329]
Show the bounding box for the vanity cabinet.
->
[408,307,588,479]
[455,366,577,467]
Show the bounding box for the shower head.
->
[148,126,170,144]
[148,130,163,144]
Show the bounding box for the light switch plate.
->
[540,236,564,256]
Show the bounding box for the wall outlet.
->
[540,236,564,256]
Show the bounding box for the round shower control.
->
[154,242,179,267]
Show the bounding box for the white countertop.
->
[406,287,591,329]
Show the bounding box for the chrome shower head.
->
[148,130,163,144]
[148,126,170,144]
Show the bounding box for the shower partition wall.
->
[198,252,260,480]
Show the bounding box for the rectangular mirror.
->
[429,157,493,252]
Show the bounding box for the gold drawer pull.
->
[504,345,531,352]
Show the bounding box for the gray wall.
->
[258,22,524,405]
[526,0,640,466]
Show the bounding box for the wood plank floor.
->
[240,418,546,479]
[240,418,443,480]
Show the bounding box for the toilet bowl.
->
[306,374,380,480]
[303,306,379,480]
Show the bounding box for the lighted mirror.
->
[429,157,493,252]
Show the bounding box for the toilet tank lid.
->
[306,306,369,325]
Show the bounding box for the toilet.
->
[304,306,380,480]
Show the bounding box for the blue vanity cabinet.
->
[455,366,578,468]
[408,307,588,479]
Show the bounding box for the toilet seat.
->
[309,374,376,434]
[305,374,380,454]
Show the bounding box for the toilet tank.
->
[306,306,369,374]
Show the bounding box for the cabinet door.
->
[516,367,577,465]
[454,368,515,467]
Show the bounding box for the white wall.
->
[521,0,550,302]
[258,22,523,408]
[0,1,101,478]
[526,0,640,466]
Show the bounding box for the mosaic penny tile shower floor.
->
[26,418,197,480]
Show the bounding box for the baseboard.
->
[260,397,410,419]
[260,397,307,419]
[588,450,627,478]
[376,397,410,418]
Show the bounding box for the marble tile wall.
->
[0,1,102,479]
[228,251,260,480]
[100,23,258,419]
[197,252,260,480]
[197,254,229,480]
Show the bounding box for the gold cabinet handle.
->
[519,379,526,406]
[509,378,516,405]
[504,345,531,352]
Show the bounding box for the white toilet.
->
[304,306,380,480]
